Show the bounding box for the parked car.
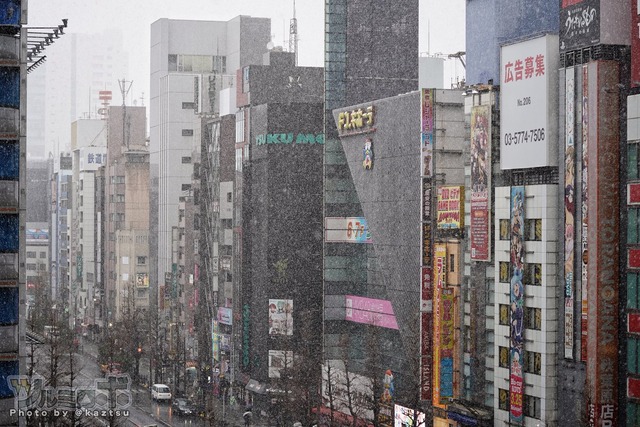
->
[151,384,172,402]
[171,398,195,416]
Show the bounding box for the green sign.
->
[255,132,324,146]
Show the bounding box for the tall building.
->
[0,2,26,425]
[238,50,324,406]
[69,119,107,334]
[322,0,419,420]
[149,16,270,299]
[49,153,72,310]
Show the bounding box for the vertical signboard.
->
[633,0,640,88]
[437,186,464,229]
[581,65,589,362]
[432,244,446,407]
[586,60,619,427]
[420,89,434,402]
[560,0,600,52]
[439,288,454,400]
[501,35,557,170]
[509,186,525,425]
[564,67,576,359]
[470,105,491,261]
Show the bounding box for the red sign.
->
[628,377,640,399]
[630,248,640,269]
[629,313,640,334]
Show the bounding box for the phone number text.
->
[504,128,545,146]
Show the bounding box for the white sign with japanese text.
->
[500,35,558,170]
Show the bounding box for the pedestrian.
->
[243,408,253,427]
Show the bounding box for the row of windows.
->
[499,218,542,241]
[26,263,46,271]
[498,389,541,419]
[498,346,542,375]
[498,262,542,285]
[499,304,542,330]
[26,251,46,259]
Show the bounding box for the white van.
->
[151,384,171,402]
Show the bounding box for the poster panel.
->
[136,273,149,288]
[324,217,373,243]
[437,186,464,229]
[560,0,600,52]
[268,350,294,378]
[268,299,293,336]
[509,186,525,424]
[470,105,491,261]
[564,67,576,359]
[581,64,589,362]
[501,35,556,170]
[432,244,447,408]
[345,295,399,330]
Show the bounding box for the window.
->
[499,219,510,240]
[39,252,46,258]
[116,194,125,203]
[227,192,232,202]
[523,395,541,419]
[525,219,542,241]
[26,251,36,258]
[38,263,46,271]
[524,263,542,286]
[236,148,243,172]
[194,214,200,231]
[236,111,245,142]
[498,346,509,368]
[629,273,640,310]
[523,350,541,375]
[86,273,94,283]
[629,208,640,244]
[629,141,639,180]
[499,261,510,283]
[182,129,194,136]
[449,254,455,272]
[498,304,509,326]
[26,263,36,271]
[498,388,509,411]
[168,54,177,71]
[80,211,83,223]
[182,184,191,192]
[137,256,147,265]
[182,102,196,109]
[629,336,640,375]
[525,307,542,330]
[182,157,192,164]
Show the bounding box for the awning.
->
[245,379,267,395]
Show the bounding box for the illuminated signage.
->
[255,133,324,146]
[337,105,374,134]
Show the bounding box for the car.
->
[171,398,195,416]
[151,384,172,402]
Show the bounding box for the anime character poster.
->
[564,68,576,359]
[509,186,525,424]
[470,105,491,260]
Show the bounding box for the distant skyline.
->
[26,0,465,157]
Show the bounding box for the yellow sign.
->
[337,106,374,132]
[437,186,464,229]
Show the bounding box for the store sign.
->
[337,105,374,134]
[560,0,600,52]
[345,295,398,330]
[437,186,464,229]
[501,35,558,170]
[255,132,324,146]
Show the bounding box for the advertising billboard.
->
[581,65,589,362]
[634,0,640,88]
[268,350,294,378]
[268,299,293,336]
[78,147,107,171]
[437,186,464,229]
[564,67,576,360]
[470,105,491,261]
[586,60,620,427]
[394,405,425,427]
[560,0,600,52]
[432,244,447,407]
[421,89,434,178]
[439,288,455,399]
[135,273,149,288]
[509,186,525,424]
[345,295,399,330]
[321,363,374,420]
[217,307,233,326]
[325,217,373,243]
[500,35,558,170]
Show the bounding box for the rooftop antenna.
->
[289,0,298,65]
[119,78,133,148]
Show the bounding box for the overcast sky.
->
[28,0,465,100]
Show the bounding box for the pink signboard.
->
[345,295,398,330]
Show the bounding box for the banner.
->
[509,186,525,425]
[437,186,464,229]
[580,64,589,362]
[564,67,576,359]
[432,244,447,407]
[470,106,491,261]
